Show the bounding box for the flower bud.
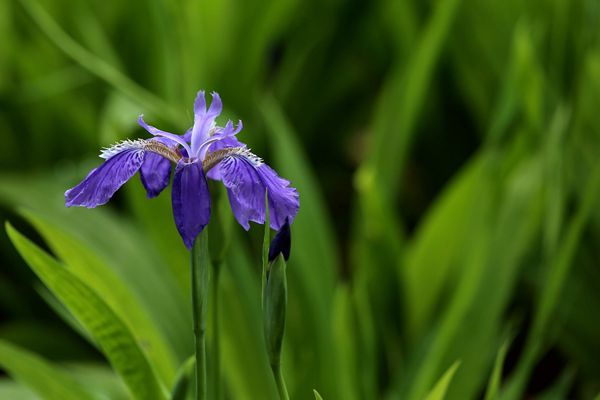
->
[263,254,287,367]
[268,219,291,262]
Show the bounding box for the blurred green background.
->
[1,0,600,399]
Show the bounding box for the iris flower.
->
[65,91,299,248]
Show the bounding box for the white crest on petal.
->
[233,147,263,167]
[202,146,263,173]
[99,139,149,159]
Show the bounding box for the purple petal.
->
[191,91,223,156]
[217,157,299,230]
[193,90,207,116]
[172,160,211,249]
[217,119,242,138]
[138,115,192,155]
[182,127,192,143]
[66,149,144,208]
[140,152,172,198]
[204,135,246,181]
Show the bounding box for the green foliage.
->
[6,223,168,400]
[0,339,95,400]
[2,0,600,398]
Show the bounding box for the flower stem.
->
[272,364,290,400]
[211,262,222,400]
[191,231,211,400]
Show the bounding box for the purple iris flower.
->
[65,91,299,249]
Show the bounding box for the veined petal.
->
[140,152,171,198]
[191,91,223,157]
[172,161,211,249]
[216,156,299,230]
[66,149,145,208]
[138,115,192,155]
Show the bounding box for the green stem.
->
[191,231,211,400]
[272,364,290,400]
[211,262,222,400]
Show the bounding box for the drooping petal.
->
[191,91,223,157]
[66,149,145,208]
[140,151,172,198]
[216,156,299,230]
[138,115,192,155]
[171,160,211,248]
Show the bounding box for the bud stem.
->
[273,364,290,400]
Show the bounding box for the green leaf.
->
[484,341,509,400]
[21,209,178,386]
[17,0,183,125]
[170,357,195,400]
[0,339,95,400]
[403,154,489,340]
[331,286,360,400]
[423,362,461,400]
[313,389,324,400]
[220,239,278,400]
[0,378,38,400]
[6,223,168,400]
[358,0,463,200]
[260,96,340,397]
[0,171,193,363]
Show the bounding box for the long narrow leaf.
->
[6,223,168,400]
[0,339,95,400]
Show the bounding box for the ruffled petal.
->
[171,160,211,248]
[216,156,299,230]
[191,91,223,156]
[66,149,145,208]
[140,152,172,198]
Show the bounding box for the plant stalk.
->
[272,364,290,400]
[211,262,222,400]
[191,231,211,400]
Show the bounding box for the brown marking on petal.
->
[145,141,183,163]
[202,147,262,173]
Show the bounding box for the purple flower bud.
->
[268,219,291,262]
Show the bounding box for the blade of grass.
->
[6,223,168,400]
[0,339,95,400]
[500,160,600,400]
[424,362,461,400]
[21,209,178,386]
[18,0,184,125]
[484,341,509,400]
[358,0,463,201]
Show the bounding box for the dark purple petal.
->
[217,157,299,231]
[140,152,171,198]
[65,149,144,208]
[172,161,211,249]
